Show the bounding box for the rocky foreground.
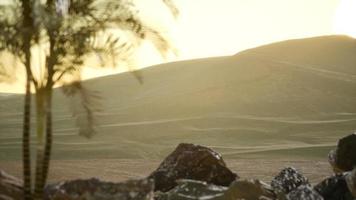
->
[1,134,356,200]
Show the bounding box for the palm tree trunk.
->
[34,152,45,200]
[40,27,56,192]
[21,0,34,198]
[33,91,46,200]
[22,74,32,200]
[41,90,52,189]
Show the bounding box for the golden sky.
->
[1,0,356,93]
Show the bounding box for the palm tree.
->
[28,0,179,199]
[1,0,178,198]
[0,1,39,199]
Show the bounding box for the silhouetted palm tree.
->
[0,1,40,199]
[31,0,179,199]
[1,0,178,199]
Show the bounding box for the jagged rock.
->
[314,174,354,200]
[286,186,323,200]
[328,133,356,172]
[223,179,276,200]
[155,179,227,200]
[45,178,154,200]
[271,167,310,196]
[155,179,276,200]
[148,143,238,192]
[345,168,356,197]
[0,170,23,200]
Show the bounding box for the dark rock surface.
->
[314,174,354,200]
[155,179,276,200]
[330,133,356,172]
[0,170,23,200]
[286,185,323,200]
[148,143,238,192]
[45,178,154,200]
[155,179,227,200]
[271,167,310,196]
[345,168,356,197]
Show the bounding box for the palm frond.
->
[125,60,144,84]
[0,3,24,60]
[62,81,101,138]
[53,65,79,84]
[162,0,179,18]
[0,3,22,83]
[29,0,179,139]
[144,27,177,58]
[90,32,124,67]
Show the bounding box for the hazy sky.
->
[1,0,356,93]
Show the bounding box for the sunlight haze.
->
[333,0,356,37]
[1,0,354,93]
[2,1,356,192]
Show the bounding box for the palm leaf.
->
[62,81,101,138]
[162,0,179,18]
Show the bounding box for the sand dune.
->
[1,35,356,161]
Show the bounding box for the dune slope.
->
[1,35,356,160]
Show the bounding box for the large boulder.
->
[44,178,154,200]
[0,170,23,200]
[271,167,310,197]
[148,143,238,192]
[314,174,354,200]
[328,133,356,173]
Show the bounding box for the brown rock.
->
[45,178,154,200]
[224,179,276,200]
[148,143,238,192]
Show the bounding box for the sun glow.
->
[333,0,356,38]
[0,0,344,93]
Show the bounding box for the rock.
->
[223,179,276,200]
[45,178,154,200]
[286,186,323,200]
[0,170,23,200]
[155,179,227,200]
[271,167,310,196]
[155,179,276,200]
[328,133,356,172]
[148,143,238,192]
[328,150,343,174]
[314,174,354,200]
[345,168,356,197]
